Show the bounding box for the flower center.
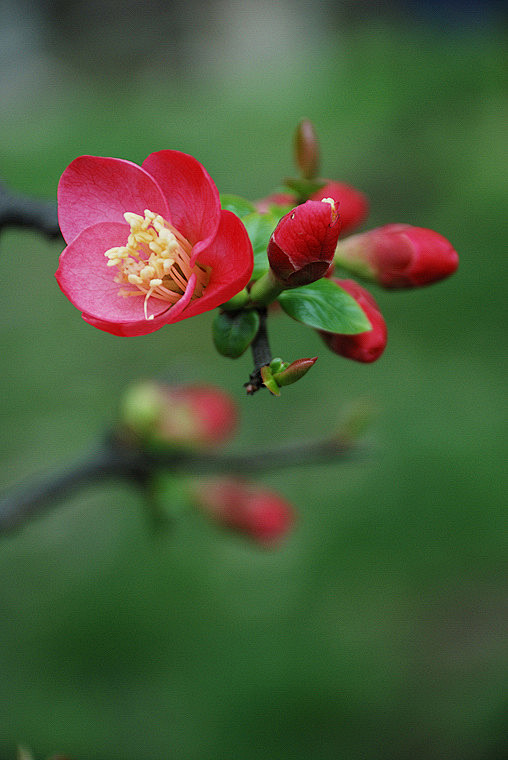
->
[104,209,211,320]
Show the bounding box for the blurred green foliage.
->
[0,19,506,760]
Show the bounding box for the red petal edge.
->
[58,156,170,244]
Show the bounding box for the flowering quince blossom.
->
[267,198,341,288]
[319,279,388,363]
[335,224,459,288]
[56,151,253,336]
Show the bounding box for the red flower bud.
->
[120,382,237,449]
[194,478,295,545]
[267,199,340,288]
[310,181,369,236]
[336,224,459,288]
[319,279,387,363]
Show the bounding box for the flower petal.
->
[58,156,169,244]
[83,274,196,337]
[177,209,254,321]
[55,222,174,325]
[141,150,221,264]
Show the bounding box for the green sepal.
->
[212,309,260,359]
[278,279,371,334]
[284,177,326,200]
[269,357,289,374]
[260,365,281,396]
[220,194,256,219]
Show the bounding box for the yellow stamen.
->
[103,209,211,321]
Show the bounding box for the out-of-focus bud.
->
[193,478,295,545]
[267,199,340,288]
[319,279,387,363]
[253,191,296,214]
[294,119,320,179]
[335,224,459,288]
[310,181,369,236]
[119,381,237,449]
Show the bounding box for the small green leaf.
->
[278,279,372,334]
[284,177,326,199]
[220,194,256,219]
[242,211,279,280]
[212,309,260,358]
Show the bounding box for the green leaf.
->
[220,194,256,219]
[212,309,260,358]
[278,279,372,334]
[242,211,279,280]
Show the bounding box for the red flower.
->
[267,199,340,288]
[56,151,253,336]
[336,224,459,288]
[319,279,387,363]
[310,181,369,236]
[194,478,295,545]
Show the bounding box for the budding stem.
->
[248,270,284,307]
[245,308,273,395]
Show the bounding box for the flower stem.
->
[248,270,284,307]
[245,308,273,394]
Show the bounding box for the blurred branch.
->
[0,181,61,239]
[0,432,360,536]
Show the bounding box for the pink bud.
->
[310,181,369,236]
[120,382,237,449]
[267,199,340,288]
[319,279,387,363]
[337,224,459,288]
[253,192,296,214]
[194,478,295,545]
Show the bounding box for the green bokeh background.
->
[0,9,506,760]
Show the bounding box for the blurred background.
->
[0,0,507,758]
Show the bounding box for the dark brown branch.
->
[0,181,61,239]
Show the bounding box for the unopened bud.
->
[194,478,295,545]
[119,381,237,449]
[335,224,459,288]
[319,279,387,363]
[272,356,318,386]
[253,191,296,214]
[294,119,320,179]
[268,199,340,288]
[311,181,369,236]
